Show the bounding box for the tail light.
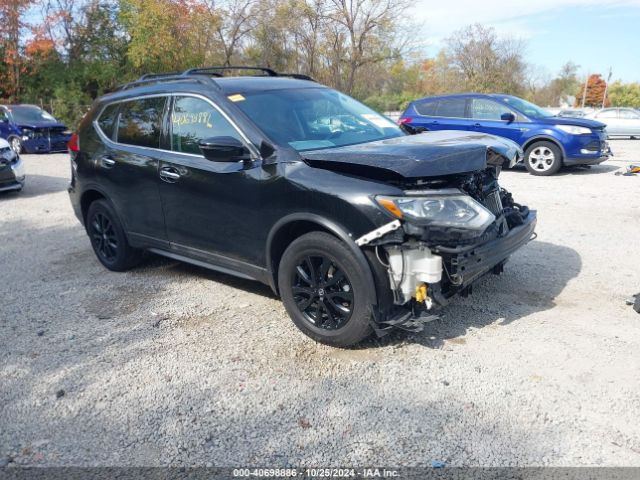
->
[398,117,413,125]
[68,132,79,152]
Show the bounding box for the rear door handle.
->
[100,156,115,168]
[473,123,482,128]
[159,167,181,183]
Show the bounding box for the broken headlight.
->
[376,190,496,231]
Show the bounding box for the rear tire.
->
[278,232,375,347]
[86,199,142,271]
[524,141,562,176]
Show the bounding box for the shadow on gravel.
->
[0,174,69,199]
[1,218,574,466]
[508,164,620,175]
[140,252,278,299]
[358,240,582,350]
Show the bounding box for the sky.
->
[407,0,640,83]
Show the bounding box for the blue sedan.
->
[400,94,611,175]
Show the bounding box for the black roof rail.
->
[279,73,315,81]
[115,65,316,91]
[116,75,220,92]
[183,66,278,77]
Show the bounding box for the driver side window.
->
[471,99,513,120]
[171,96,243,155]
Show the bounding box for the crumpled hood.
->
[17,121,67,130]
[302,130,521,178]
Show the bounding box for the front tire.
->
[8,136,21,154]
[524,141,562,176]
[278,232,375,347]
[86,199,142,271]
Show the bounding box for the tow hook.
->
[414,283,433,309]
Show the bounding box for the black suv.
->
[68,66,536,346]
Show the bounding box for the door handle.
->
[473,123,482,128]
[159,167,181,183]
[100,156,115,168]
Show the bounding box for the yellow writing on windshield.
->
[172,111,213,128]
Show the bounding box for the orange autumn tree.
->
[0,0,33,101]
[575,73,610,107]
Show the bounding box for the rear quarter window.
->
[116,97,166,148]
[96,103,119,139]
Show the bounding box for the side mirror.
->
[198,136,252,162]
[501,112,515,123]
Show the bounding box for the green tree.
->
[608,81,640,108]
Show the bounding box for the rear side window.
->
[117,97,166,148]
[96,103,119,139]
[170,96,243,155]
[435,98,467,118]
[415,101,437,116]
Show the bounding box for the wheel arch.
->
[266,213,378,306]
[522,135,566,162]
[80,188,109,225]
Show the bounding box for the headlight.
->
[376,190,496,231]
[21,128,34,139]
[557,125,591,135]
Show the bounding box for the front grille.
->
[483,190,503,216]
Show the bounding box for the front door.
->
[468,98,524,144]
[157,95,264,268]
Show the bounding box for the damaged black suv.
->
[68,66,536,346]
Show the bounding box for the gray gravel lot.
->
[1,140,639,467]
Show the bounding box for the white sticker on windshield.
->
[361,113,396,129]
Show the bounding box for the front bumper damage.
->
[359,204,537,337]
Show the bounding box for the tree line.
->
[1,0,638,127]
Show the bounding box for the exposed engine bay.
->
[356,162,536,335]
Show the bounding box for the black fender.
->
[265,212,379,307]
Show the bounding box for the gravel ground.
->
[1,140,639,467]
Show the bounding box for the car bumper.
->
[22,135,70,154]
[564,134,611,166]
[0,157,26,192]
[447,211,537,289]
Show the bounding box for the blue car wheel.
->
[8,136,21,154]
[524,141,562,176]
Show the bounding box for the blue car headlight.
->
[21,128,35,140]
[557,125,591,135]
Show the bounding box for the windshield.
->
[499,96,554,118]
[230,87,404,151]
[9,106,58,124]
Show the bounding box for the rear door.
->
[427,98,471,132]
[95,97,168,245]
[468,98,524,143]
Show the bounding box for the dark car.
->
[0,137,25,193]
[68,66,536,346]
[400,94,611,176]
[0,104,72,154]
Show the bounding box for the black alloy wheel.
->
[85,199,142,271]
[291,255,354,330]
[90,211,119,263]
[278,231,378,347]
